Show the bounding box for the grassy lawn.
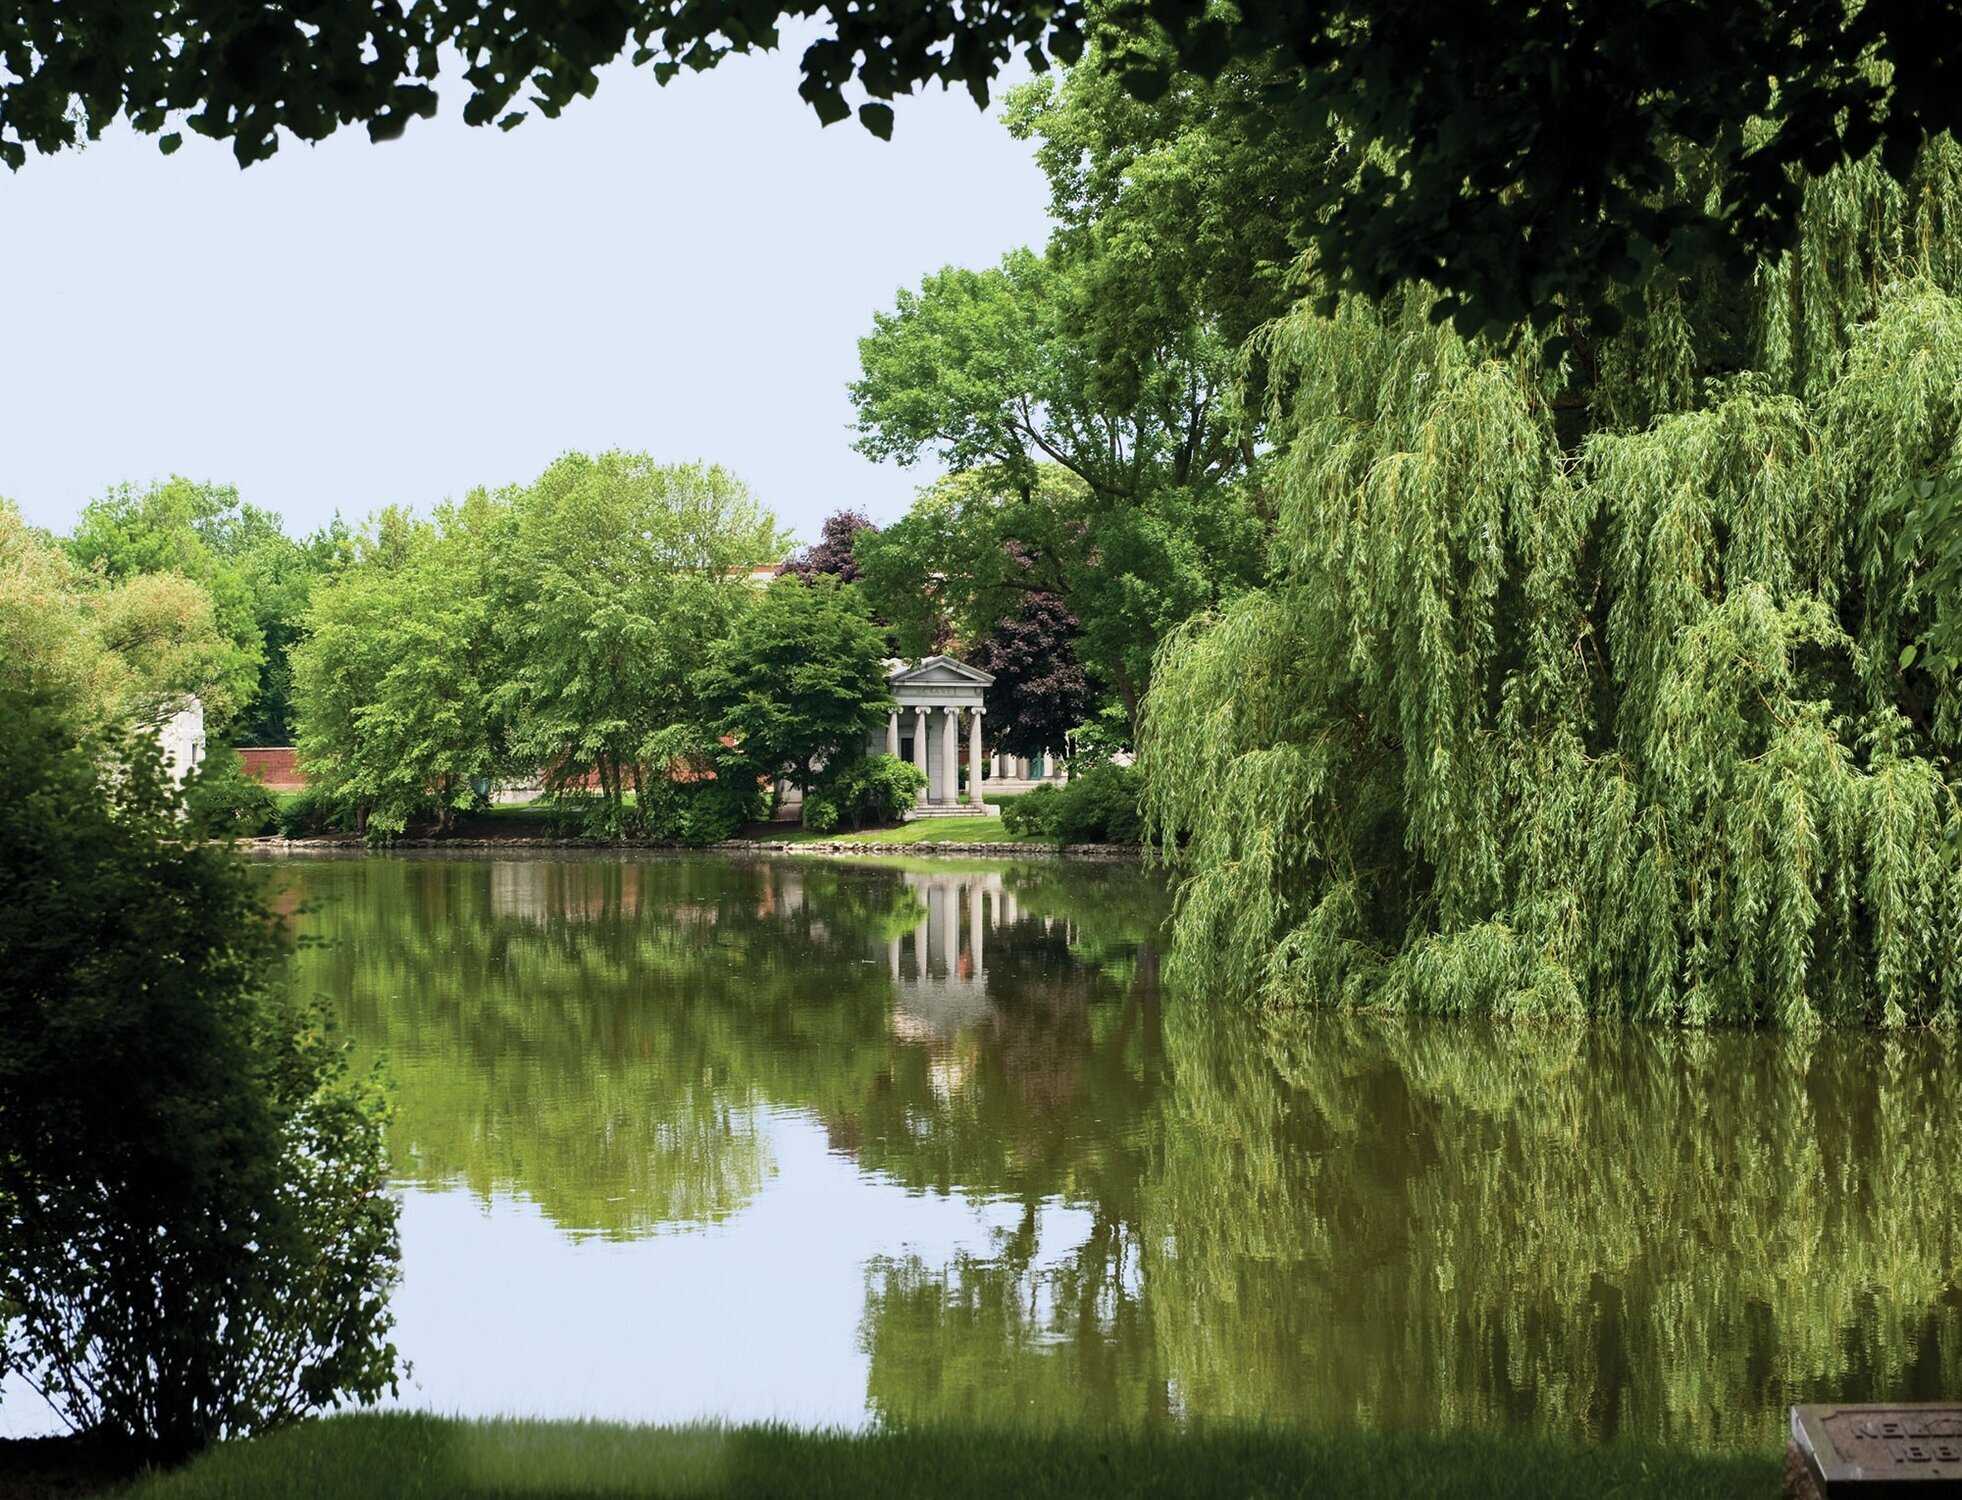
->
[755,813,1043,845]
[97,1414,1779,1500]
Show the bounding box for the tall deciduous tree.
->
[851,242,1264,726]
[499,452,788,823]
[65,478,267,728]
[967,589,1090,762]
[696,576,892,803]
[1143,139,1962,1029]
[291,501,511,836]
[61,477,348,742]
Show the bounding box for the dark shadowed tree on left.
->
[0,689,400,1455]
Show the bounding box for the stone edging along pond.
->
[238,834,1139,861]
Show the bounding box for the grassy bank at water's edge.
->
[745,813,1047,845]
[30,1414,1780,1499]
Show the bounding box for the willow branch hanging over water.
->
[1141,141,1962,1027]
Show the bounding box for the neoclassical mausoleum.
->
[868,657,1069,820]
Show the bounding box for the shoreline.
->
[236,834,1141,861]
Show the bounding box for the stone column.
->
[941,881,960,975]
[992,751,1005,779]
[968,708,984,804]
[940,705,960,805]
[969,881,984,976]
[915,913,930,977]
[885,711,899,758]
[1016,756,1030,781]
[913,706,931,806]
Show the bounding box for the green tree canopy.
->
[65,477,267,726]
[7,3,1962,333]
[63,476,348,741]
[856,465,1260,732]
[291,500,512,837]
[499,452,787,820]
[288,453,786,837]
[696,575,892,798]
[1,498,240,730]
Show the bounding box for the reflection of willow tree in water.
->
[1147,1007,1962,1449]
[289,856,921,1237]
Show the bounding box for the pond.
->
[7,850,1961,1448]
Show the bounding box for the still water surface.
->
[9,851,1961,1445]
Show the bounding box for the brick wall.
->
[238,746,306,792]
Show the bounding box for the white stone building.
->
[156,696,207,788]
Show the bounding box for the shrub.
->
[275,784,349,838]
[999,782,1064,838]
[998,766,1142,844]
[802,794,840,834]
[182,746,280,836]
[818,754,927,829]
[1053,763,1143,845]
[0,690,401,1456]
[637,771,763,845]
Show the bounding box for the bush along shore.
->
[226,767,1148,858]
[6,1412,1781,1500]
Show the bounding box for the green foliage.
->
[64,478,267,728]
[997,767,1140,844]
[61,478,350,742]
[274,786,348,839]
[288,453,784,840]
[696,577,893,796]
[1142,143,1962,1027]
[0,691,399,1453]
[849,53,1283,731]
[13,0,1962,340]
[998,784,1062,839]
[182,744,281,836]
[817,753,927,830]
[1051,763,1141,845]
[497,453,786,817]
[1,499,239,733]
[636,772,763,846]
[291,500,511,839]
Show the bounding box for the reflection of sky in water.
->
[385,1111,1095,1427]
[3,1111,1105,1437]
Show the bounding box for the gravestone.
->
[1788,1405,1962,1497]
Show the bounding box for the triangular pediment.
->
[887,654,995,687]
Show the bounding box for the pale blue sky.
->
[0,39,1051,544]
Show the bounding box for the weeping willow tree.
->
[1142,140,1962,1026]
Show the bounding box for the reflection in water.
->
[212,855,1962,1448]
